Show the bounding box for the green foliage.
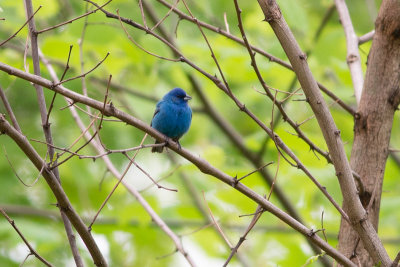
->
[0,0,396,266]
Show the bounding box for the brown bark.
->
[256,0,391,265]
[338,0,400,265]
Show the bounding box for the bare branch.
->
[125,156,178,192]
[46,45,73,126]
[88,150,137,230]
[223,205,263,267]
[235,162,274,183]
[36,0,113,34]
[0,115,107,266]
[116,10,180,62]
[334,0,364,104]
[0,208,54,267]
[53,52,110,87]
[0,6,42,47]
[4,146,47,187]
[358,30,375,45]
[202,192,233,248]
[0,85,22,133]
[31,138,163,159]
[138,0,148,29]
[150,0,180,32]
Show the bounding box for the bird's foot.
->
[164,137,182,151]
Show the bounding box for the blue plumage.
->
[151,88,192,153]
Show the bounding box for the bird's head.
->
[164,88,192,104]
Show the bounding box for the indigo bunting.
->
[151,88,192,153]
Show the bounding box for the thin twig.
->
[138,0,148,29]
[53,53,110,86]
[179,221,216,236]
[50,131,98,169]
[0,6,42,47]
[46,45,73,126]
[36,0,113,34]
[358,30,375,45]
[125,155,178,192]
[321,210,328,242]
[60,45,74,82]
[116,10,180,62]
[202,191,233,248]
[88,133,148,229]
[223,204,264,266]
[267,152,280,200]
[236,162,274,183]
[139,164,181,192]
[64,101,122,122]
[223,12,230,34]
[0,208,54,267]
[90,77,159,102]
[88,152,135,230]
[4,146,48,187]
[151,0,180,32]
[31,138,163,160]
[0,85,22,133]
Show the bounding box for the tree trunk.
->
[338,0,400,265]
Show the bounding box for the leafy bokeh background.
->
[1,0,399,266]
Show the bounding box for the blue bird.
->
[151,88,192,153]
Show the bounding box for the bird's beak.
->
[184,95,192,101]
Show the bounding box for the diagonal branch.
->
[0,5,42,47]
[0,85,22,133]
[36,0,112,34]
[0,208,54,267]
[0,115,107,267]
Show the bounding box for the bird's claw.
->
[176,140,182,150]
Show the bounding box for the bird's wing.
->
[150,101,162,126]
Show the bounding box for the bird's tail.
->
[151,140,164,153]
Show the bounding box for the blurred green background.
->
[1,0,399,266]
